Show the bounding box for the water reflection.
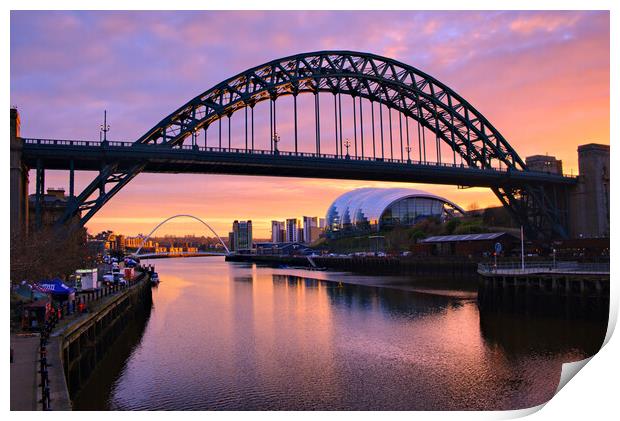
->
[480,309,606,357]
[73,299,152,410]
[73,257,607,411]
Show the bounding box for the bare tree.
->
[10,227,95,284]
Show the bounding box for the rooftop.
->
[421,232,513,243]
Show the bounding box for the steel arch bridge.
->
[20,51,576,241]
[132,214,230,256]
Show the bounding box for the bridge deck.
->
[21,138,577,188]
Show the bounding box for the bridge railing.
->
[478,261,609,275]
[21,137,578,178]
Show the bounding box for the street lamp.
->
[369,235,385,256]
[100,110,110,144]
[344,138,351,159]
[273,132,281,155]
[406,145,412,163]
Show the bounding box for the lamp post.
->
[520,225,525,271]
[100,110,110,145]
[344,138,351,159]
[273,132,280,155]
[369,235,385,256]
[192,127,200,150]
[406,145,412,163]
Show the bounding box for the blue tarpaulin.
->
[35,278,76,297]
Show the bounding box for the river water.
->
[74,257,607,411]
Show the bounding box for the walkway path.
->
[10,333,40,410]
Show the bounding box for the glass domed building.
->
[326,188,465,232]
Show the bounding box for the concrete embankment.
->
[226,254,478,278]
[56,273,152,405]
[477,270,609,320]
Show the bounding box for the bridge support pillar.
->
[35,159,45,230]
[10,108,29,238]
[69,159,75,200]
[568,144,610,238]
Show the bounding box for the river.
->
[73,256,607,410]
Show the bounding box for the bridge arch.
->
[134,214,230,255]
[136,50,525,172]
[41,50,572,241]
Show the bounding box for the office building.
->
[525,154,563,175]
[231,220,253,251]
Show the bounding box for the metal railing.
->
[478,261,609,275]
[21,137,580,178]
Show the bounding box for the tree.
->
[10,227,96,285]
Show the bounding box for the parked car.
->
[102,272,127,286]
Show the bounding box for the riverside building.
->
[326,187,465,234]
[230,220,253,251]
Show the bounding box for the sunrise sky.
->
[10,10,609,238]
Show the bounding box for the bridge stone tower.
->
[569,143,610,238]
[10,108,29,237]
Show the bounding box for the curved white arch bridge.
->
[131,214,230,257]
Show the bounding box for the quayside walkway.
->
[478,261,610,276]
[10,270,149,411]
[477,261,609,299]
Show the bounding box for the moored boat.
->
[150,272,160,285]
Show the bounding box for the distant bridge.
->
[18,51,577,240]
[130,214,230,257]
[135,251,228,259]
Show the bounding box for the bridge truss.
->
[21,51,575,241]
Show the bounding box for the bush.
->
[453,222,487,235]
[443,218,461,235]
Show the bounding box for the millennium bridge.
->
[15,51,577,241]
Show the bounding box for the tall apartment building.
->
[285,218,299,243]
[298,227,305,243]
[303,216,319,244]
[231,220,253,251]
[228,231,236,252]
[271,220,286,243]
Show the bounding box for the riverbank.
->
[477,265,610,321]
[225,254,479,278]
[10,270,152,411]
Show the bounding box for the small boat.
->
[150,272,160,285]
